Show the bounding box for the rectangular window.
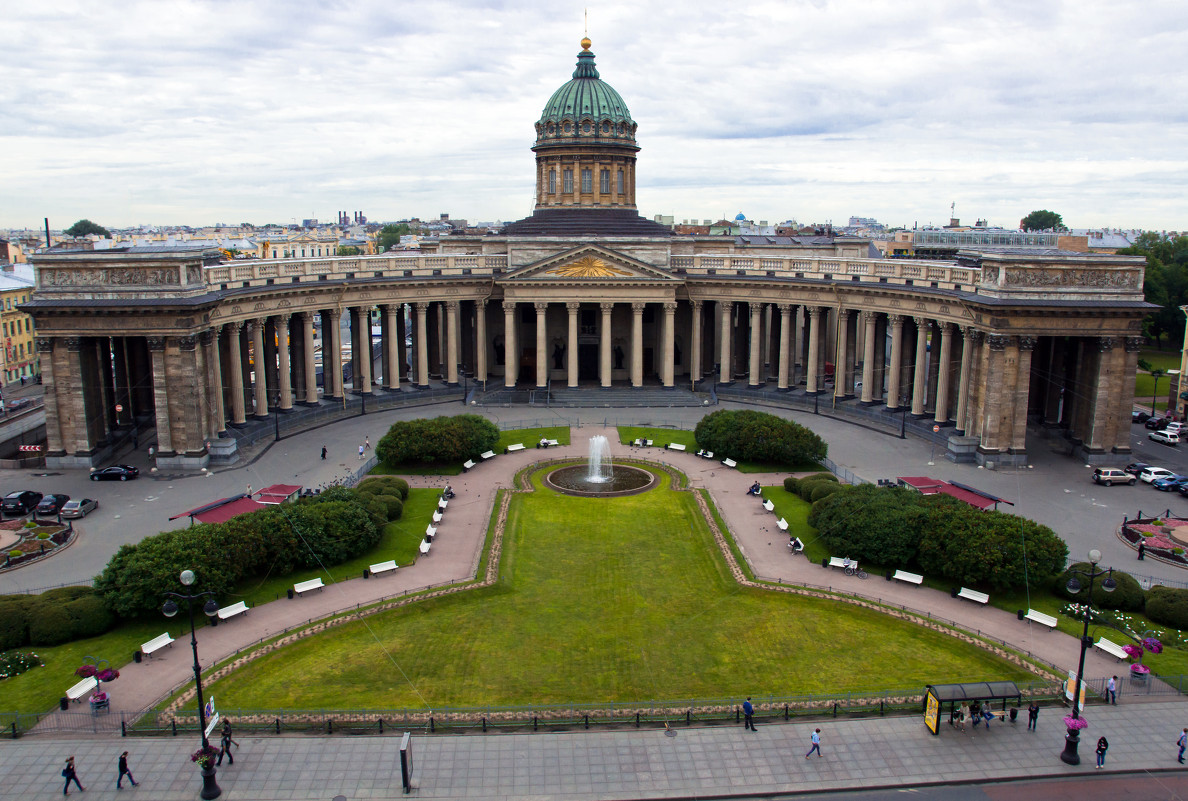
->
[581,169,592,193]
[563,169,573,193]
[600,170,609,193]
[548,170,556,194]
[617,169,625,194]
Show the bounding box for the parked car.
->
[89,465,139,481]
[60,498,98,519]
[1133,410,1152,424]
[1093,468,1135,486]
[1124,462,1150,477]
[1154,475,1188,491]
[1,490,43,516]
[34,493,70,517]
[1150,430,1180,446]
[1140,467,1176,483]
[1146,416,1172,430]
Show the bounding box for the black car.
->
[90,465,139,482]
[2,490,43,516]
[34,493,70,517]
[1124,462,1151,477]
[1133,410,1152,424]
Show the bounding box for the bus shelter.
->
[923,681,1022,734]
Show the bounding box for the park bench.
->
[667,443,686,451]
[369,559,398,576]
[216,601,249,621]
[432,510,443,523]
[507,443,525,452]
[66,676,98,703]
[762,499,774,512]
[141,632,175,657]
[1024,609,1057,629]
[957,587,989,604]
[1095,637,1129,661]
[828,556,857,571]
[722,458,738,468]
[776,518,788,531]
[294,578,324,596]
[892,570,924,586]
[462,459,475,471]
[425,524,437,540]
[419,539,432,555]
[480,450,496,460]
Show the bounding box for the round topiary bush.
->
[1146,585,1188,629]
[1055,563,1146,612]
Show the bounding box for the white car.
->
[1140,466,1177,483]
[1150,430,1181,446]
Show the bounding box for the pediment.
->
[503,246,677,283]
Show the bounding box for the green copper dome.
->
[535,41,637,146]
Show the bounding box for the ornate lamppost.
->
[163,569,222,799]
[1060,549,1116,765]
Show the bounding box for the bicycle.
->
[843,565,868,579]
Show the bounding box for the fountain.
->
[545,436,655,497]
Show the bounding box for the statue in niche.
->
[552,339,566,369]
[493,335,505,365]
[613,343,625,370]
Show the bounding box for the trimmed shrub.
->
[783,477,800,494]
[377,414,499,466]
[1147,586,1188,630]
[694,409,826,466]
[1055,563,1146,612]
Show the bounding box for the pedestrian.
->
[1027,701,1039,732]
[805,728,822,759]
[216,720,238,766]
[320,445,327,460]
[117,750,139,788]
[742,697,755,731]
[62,755,85,795]
[358,443,364,460]
[1108,675,1117,704]
[1139,540,1146,560]
[1179,728,1187,763]
[1096,736,1109,769]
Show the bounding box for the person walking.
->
[320,445,327,460]
[1179,728,1187,763]
[117,750,139,788]
[1027,701,1039,732]
[742,697,755,731]
[62,756,85,795]
[216,720,238,766]
[1108,675,1117,704]
[1096,736,1109,769]
[805,728,822,759]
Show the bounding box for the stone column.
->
[415,302,431,389]
[147,337,173,454]
[300,312,318,403]
[806,307,822,394]
[719,301,732,384]
[662,302,676,388]
[748,302,762,387]
[201,328,225,435]
[690,300,703,385]
[474,300,487,386]
[535,301,548,388]
[860,311,877,404]
[834,309,851,399]
[600,302,613,387]
[226,322,247,423]
[447,301,460,386]
[631,302,645,387]
[567,302,579,388]
[248,319,269,417]
[933,323,954,424]
[502,301,516,388]
[777,304,792,390]
[886,315,904,409]
[275,314,293,409]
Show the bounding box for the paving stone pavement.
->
[5,700,1188,799]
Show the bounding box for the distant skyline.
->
[2,0,1185,232]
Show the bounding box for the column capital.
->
[986,333,1010,351]
[1125,336,1144,352]
[175,335,197,351]
[534,301,548,313]
[566,301,581,312]
[502,300,517,313]
[1017,335,1037,351]
[600,302,615,314]
[1097,336,1116,352]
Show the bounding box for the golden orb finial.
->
[581,36,592,51]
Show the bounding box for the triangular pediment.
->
[504,246,677,282]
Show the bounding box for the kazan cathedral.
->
[28,39,1146,470]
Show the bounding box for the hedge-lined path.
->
[30,427,1156,734]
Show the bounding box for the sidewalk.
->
[5,700,1188,800]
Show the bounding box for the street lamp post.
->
[1059,549,1116,765]
[163,569,222,799]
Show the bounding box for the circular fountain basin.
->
[545,464,656,497]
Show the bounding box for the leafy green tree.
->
[1020,210,1066,232]
[64,219,110,237]
[378,223,411,253]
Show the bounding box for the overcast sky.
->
[2,0,1184,232]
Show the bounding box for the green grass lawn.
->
[617,427,820,473]
[200,468,1037,710]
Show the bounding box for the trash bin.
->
[60,697,69,711]
[133,650,142,664]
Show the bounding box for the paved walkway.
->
[7,700,1188,799]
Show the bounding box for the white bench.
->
[141,632,175,657]
[419,539,431,555]
[893,570,924,586]
[1095,637,1129,661]
[480,450,496,460]
[369,559,398,575]
[462,459,476,471]
[762,499,774,512]
[1024,609,1057,629]
[217,601,249,621]
[507,443,525,452]
[432,510,443,523]
[294,578,324,596]
[66,676,98,702]
[776,517,788,531]
[828,557,857,571]
[722,458,738,468]
[957,587,989,604]
[425,524,437,539]
[667,443,686,451]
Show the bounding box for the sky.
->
[1,0,1185,232]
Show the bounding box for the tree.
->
[378,223,411,253]
[337,246,361,256]
[64,219,110,238]
[1019,210,1066,232]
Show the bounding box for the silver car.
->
[60,498,98,519]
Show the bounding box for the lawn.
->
[200,467,1037,710]
[617,427,820,473]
